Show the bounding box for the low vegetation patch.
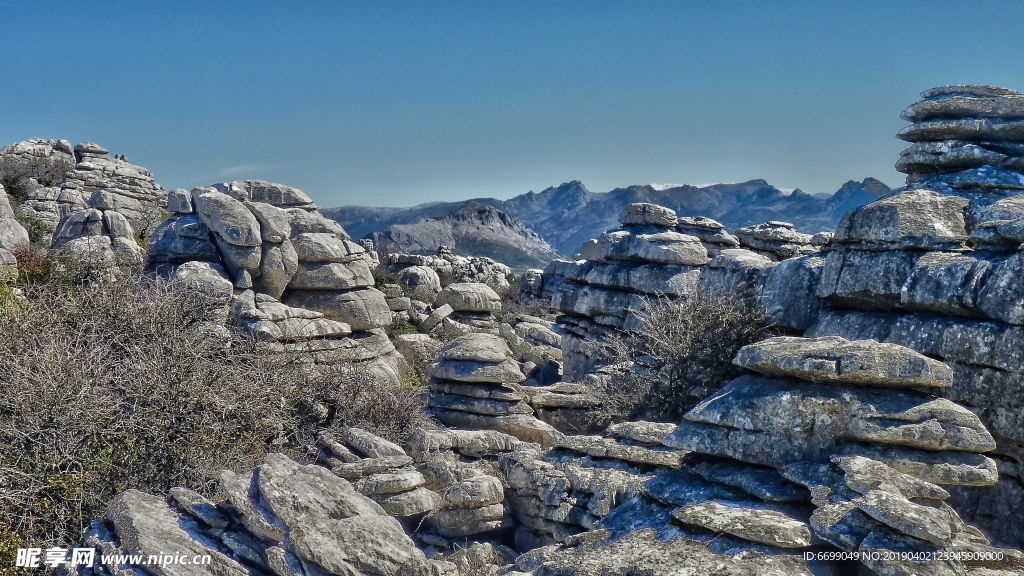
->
[596,292,774,423]
[0,263,429,549]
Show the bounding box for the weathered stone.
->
[282,288,392,330]
[734,336,953,388]
[289,259,374,290]
[225,180,315,208]
[833,190,968,251]
[428,379,525,401]
[833,444,998,487]
[445,475,505,508]
[167,189,193,213]
[898,117,1024,143]
[373,487,442,517]
[330,456,415,480]
[579,230,710,265]
[428,394,533,416]
[606,422,678,445]
[428,409,562,447]
[759,255,826,331]
[409,428,534,458]
[854,489,953,545]
[666,375,996,466]
[672,501,812,548]
[338,427,406,458]
[212,235,262,280]
[619,203,678,227]
[579,262,700,296]
[833,455,949,500]
[168,487,230,529]
[395,265,442,295]
[858,527,962,576]
[690,460,809,503]
[696,249,774,303]
[285,207,349,237]
[354,470,426,496]
[555,435,684,467]
[245,201,292,243]
[428,358,526,383]
[256,453,386,530]
[170,261,233,301]
[428,503,508,537]
[735,221,817,260]
[288,514,426,575]
[193,188,261,246]
[817,248,917,309]
[147,215,220,263]
[105,490,247,576]
[419,303,453,332]
[810,500,882,551]
[976,252,1024,325]
[434,282,501,312]
[437,333,512,362]
[290,233,365,263]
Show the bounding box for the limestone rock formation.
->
[382,245,513,291]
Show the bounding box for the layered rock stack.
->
[500,421,679,551]
[735,220,829,261]
[541,203,828,380]
[147,183,402,381]
[318,428,442,520]
[807,85,1024,546]
[518,337,1021,575]
[409,428,536,550]
[49,202,147,274]
[426,282,502,336]
[425,334,562,448]
[656,336,1016,575]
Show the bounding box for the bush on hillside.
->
[0,266,430,548]
[595,292,774,423]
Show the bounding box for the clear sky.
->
[2,1,1023,207]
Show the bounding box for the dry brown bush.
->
[0,269,429,549]
[595,291,774,423]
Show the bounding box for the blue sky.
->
[2,1,1023,207]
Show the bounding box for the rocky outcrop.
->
[63,451,455,576]
[538,204,827,380]
[426,334,561,448]
[146,182,403,383]
[382,245,514,291]
[803,85,1024,547]
[0,184,29,252]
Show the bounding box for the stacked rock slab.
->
[735,220,828,261]
[55,142,167,240]
[542,203,828,380]
[809,85,1024,547]
[61,452,455,576]
[408,428,543,553]
[0,139,76,235]
[429,282,503,336]
[147,183,402,381]
[656,336,1024,575]
[426,334,562,448]
[318,428,442,521]
[49,201,147,275]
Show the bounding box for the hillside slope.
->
[371,201,563,270]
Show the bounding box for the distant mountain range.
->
[322,178,891,264]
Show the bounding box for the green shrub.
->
[386,316,418,338]
[595,292,774,423]
[0,271,430,549]
[371,267,398,288]
[15,215,54,248]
